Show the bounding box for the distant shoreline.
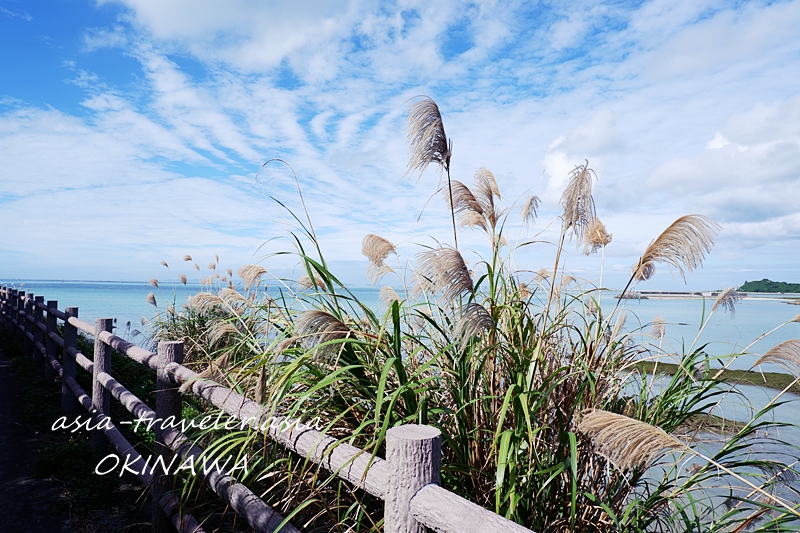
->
[619,290,800,302]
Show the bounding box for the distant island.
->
[739,279,800,293]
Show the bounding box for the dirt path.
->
[0,347,70,532]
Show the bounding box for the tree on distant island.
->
[739,279,800,293]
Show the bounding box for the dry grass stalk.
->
[755,339,800,376]
[632,215,720,281]
[712,287,742,316]
[179,273,187,285]
[583,218,612,255]
[561,160,597,241]
[521,195,541,226]
[405,97,451,176]
[361,234,396,264]
[146,292,157,307]
[415,247,473,303]
[149,278,159,288]
[183,254,192,262]
[379,285,400,306]
[239,264,268,291]
[578,409,687,471]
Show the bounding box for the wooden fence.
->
[0,285,535,533]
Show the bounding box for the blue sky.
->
[1,0,799,290]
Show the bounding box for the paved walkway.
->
[0,346,70,532]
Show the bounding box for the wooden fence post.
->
[385,424,442,533]
[62,306,79,414]
[33,296,44,363]
[0,286,6,327]
[153,340,184,533]
[45,301,58,383]
[91,318,114,453]
[14,290,23,344]
[23,293,33,356]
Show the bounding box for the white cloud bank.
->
[0,0,798,289]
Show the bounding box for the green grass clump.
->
[149,101,800,532]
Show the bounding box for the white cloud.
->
[3,0,800,290]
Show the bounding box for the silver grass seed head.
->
[146,292,157,307]
[474,167,501,226]
[651,316,665,339]
[414,247,473,304]
[179,273,187,285]
[361,234,397,264]
[295,310,351,359]
[561,160,597,241]
[183,254,192,262]
[583,218,613,255]
[149,278,159,288]
[755,339,800,377]
[367,262,394,285]
[160,260,169,268]
[455,302,494,352]
[712,287,743,317]
[190,292,223,313]
[534,267,550,284]
[298,273,325,290]
[405,97,452,176]
[239,264,268,291]
[577,409,687,471]
[632,215,720,282]
[445,181,486,229]
[379,285,401,306]
[521,195,541,226]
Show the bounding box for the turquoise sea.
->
[2,280,798,372]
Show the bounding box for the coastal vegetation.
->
[147,97,800,532]
[740,279,800,293]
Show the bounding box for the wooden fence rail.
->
[0,285,535,533]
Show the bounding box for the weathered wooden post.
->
[62,307,79,414]
[14,289,23,343]
[91,318,114,453]
[385,424,442,533]
[0,286,6,327]
[153,340,184,533]
[33,296,44,363]
[23,293,33,355]
[45,301,58,382]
